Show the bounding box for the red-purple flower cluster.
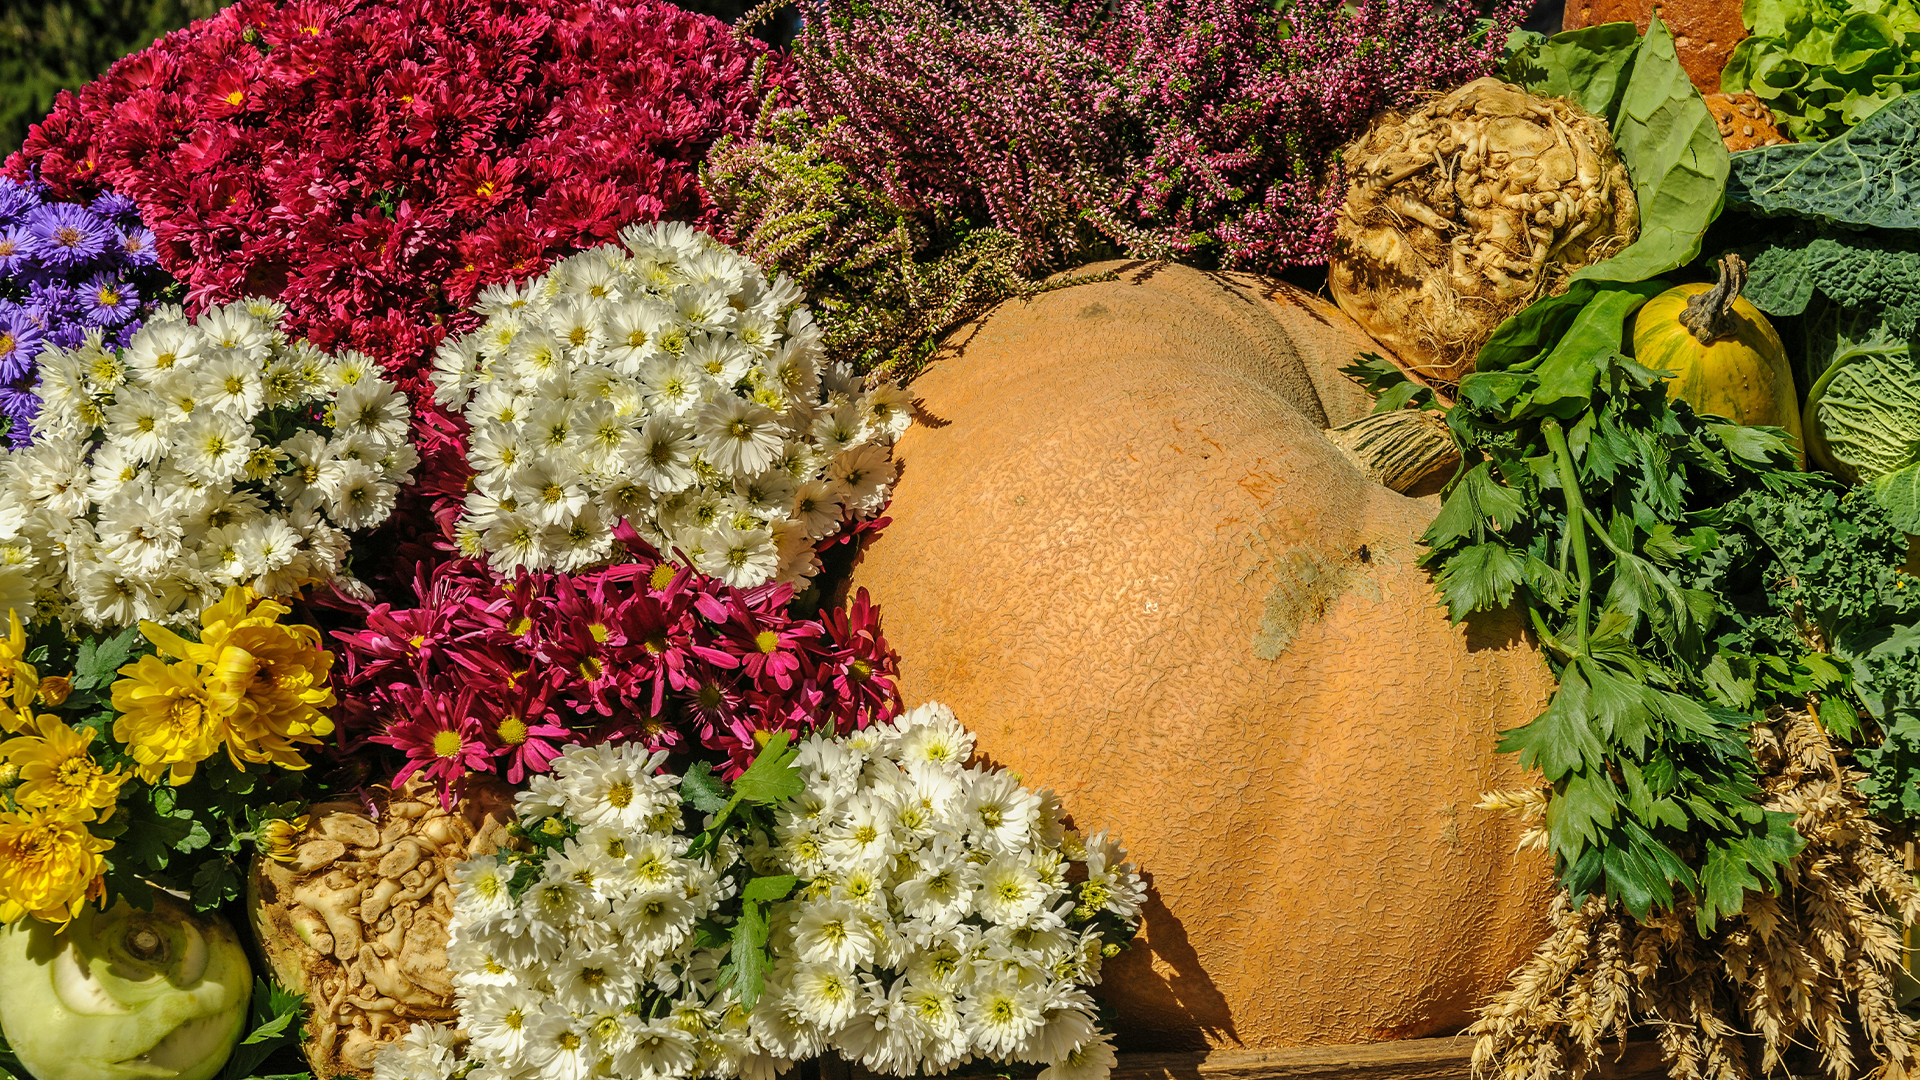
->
[333,550,899,798]
[0,177,166,444]
[789,0,1528,271]
[5,0,787,414]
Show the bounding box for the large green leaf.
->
[1505,21,1642,119]
[1727,92,1920,228]
[1568,17,1731,285]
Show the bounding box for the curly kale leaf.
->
[1726,91,1920,229]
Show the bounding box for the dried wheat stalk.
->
[1472,708,1920,1080]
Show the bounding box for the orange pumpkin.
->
[849,261,1557,1050]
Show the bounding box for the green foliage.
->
[0,0,233,156]
[1340,353,1438,413]
[1721,0,1920,141]
[216,978,306,1080]
[1504,17,1729,285]
[703,107,1079,379]
[1725,92,1920,229]
[1718,95,1920,528]
[1429,280,1825,930]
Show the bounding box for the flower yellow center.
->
[54,227,82,247]
[496,714,528,745]
[431,729,464,758]
[579,656,602,681]
[225,90,243,106]
[607,781,633,809]
[0,334,13,357]
[475,181,495,197]
[755,631,780,654]
[588,622,610,643]
[649,563,677,590]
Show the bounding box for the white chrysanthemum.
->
[964,768,1043,854]
[0,301,410,629]
[963,978,1045,1059]
[430,230,906,586]
[793,901,878,969]
[616,1018,700,1080]
[370,1021,466,1080]
[1038,1032,1119,1080]
[890,702,976,770]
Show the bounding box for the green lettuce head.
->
[0,895,250,1080]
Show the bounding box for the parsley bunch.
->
[1420,280,1817,930]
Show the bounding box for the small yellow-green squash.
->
[1632,253,1804,461]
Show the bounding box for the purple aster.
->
[23,203,110,272]
[114,225,159,268]
[0,226,29,276]
[0,389,40,448]
[89,192,139,225]
[0,308,45,384]
[81,274,139,326]
[0,180,40,225]
[26,282,85,349]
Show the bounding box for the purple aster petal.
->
[0,389,41,448]
[81,273,139,326]
[89,192,139,225]
[0,310,44,384]
[0,180,39,225]
[23,203,110,272]
[0,226,28,276]
[114,225,159,268]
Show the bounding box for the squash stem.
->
[1543,419,1591,653]
[1678,253,1747,343]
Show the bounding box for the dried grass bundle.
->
[1473,708,1920,1080]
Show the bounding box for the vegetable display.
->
[848,261,1560,1048]
[3,0,1920,1076]
[1721,0,1920,140]
[0,894,251,1080]
[1329,78,1639,385]
[1629,253,1804,442]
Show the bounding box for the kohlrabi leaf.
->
[1727,92,1920,228]
[1569,17,1730,285]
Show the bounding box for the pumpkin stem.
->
[1678,253,1747,343]
[1326,410,1460,494]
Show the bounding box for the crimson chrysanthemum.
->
[7,0,790,542]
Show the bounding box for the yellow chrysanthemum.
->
[0,609,40,735]
[117,586,336,779]
[110,654,223,785]
[1,713,125,821]
[259,815,309,862]
[0,806,110,924]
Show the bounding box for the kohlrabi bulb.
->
[0,895,250,1080]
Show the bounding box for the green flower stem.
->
[1543,419,1592,653]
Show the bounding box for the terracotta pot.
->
[1563,0,1745,94]
[848,261,1557,1050]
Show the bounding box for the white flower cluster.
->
[429,222,910,589]
[0,299,415,629]
[392,705,1143,1080]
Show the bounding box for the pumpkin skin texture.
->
[1632,282,1804,454]
[849,261,1557,1051]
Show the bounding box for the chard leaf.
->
[1727,92,1920,227]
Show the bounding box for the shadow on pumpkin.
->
[1104,878,1241,1052]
